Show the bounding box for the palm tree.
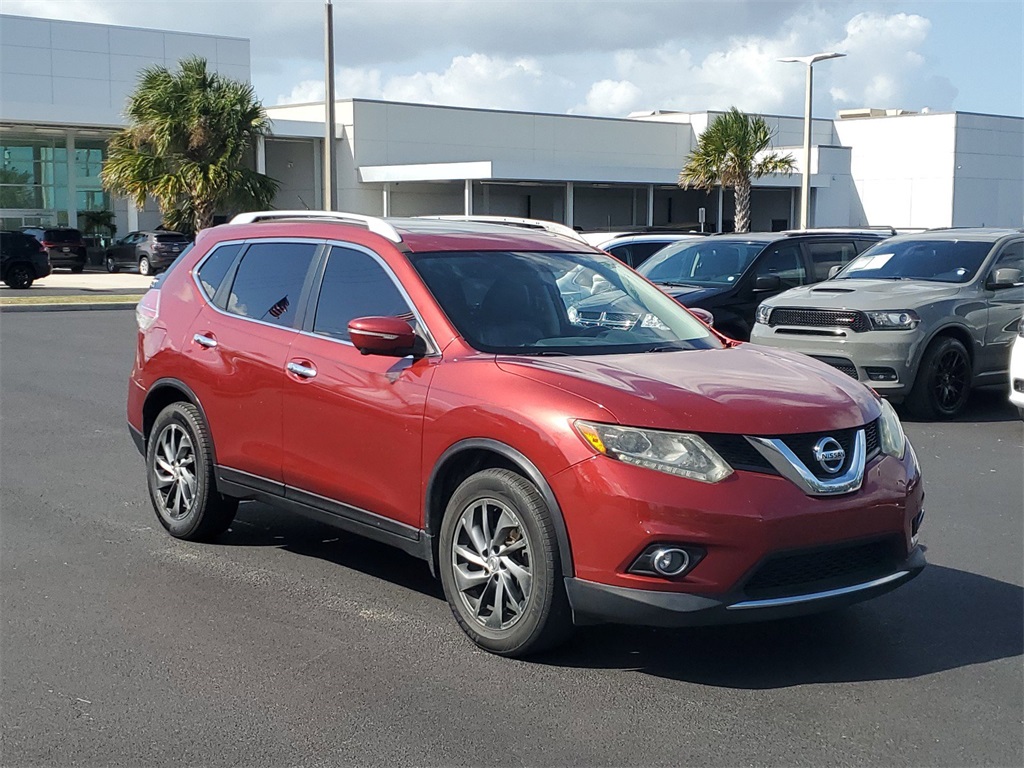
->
[679,108,795,233]
[102,56,278,234]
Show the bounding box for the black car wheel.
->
[439,468,572,657]
[906,336,972,420]
[146,402,238,541]
[105,255,120,273]
[70,262,85,273]
[138,255,153,276]
[3,264,34,289]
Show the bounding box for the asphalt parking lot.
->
[2,309,1021,767]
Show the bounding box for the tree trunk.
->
[194,197,215,233]
[734,179,751,233]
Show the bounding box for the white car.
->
[1010,313,1024,419]
[594,233,706,269]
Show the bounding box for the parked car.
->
[19,226,87,272]
[1,230,51,289]
[105,230,191,276]
[1009,313,1024,419]
[128,210,925,657]
[751,228,1024,420]
[572,230,891,340]
[596,233,706,269]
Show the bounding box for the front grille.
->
[864,419,880,460]
[780,427,858,480]
[810,355,859,379]
[701,434,778,475]
[769,307,870,332]
[742,537,903,598]
[576,311,639,330]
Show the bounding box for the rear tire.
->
[138,255,153,276]
[4,264,33,289]
[438,468,573,657]
[70,263,85,273]
[146,402,238,541]
[906,336,972,420]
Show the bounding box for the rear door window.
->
[224,242,319,327]
[311,245,414,341]
[806,240,858,281]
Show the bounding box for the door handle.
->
[287,361,317,379]
[193,333,217,349]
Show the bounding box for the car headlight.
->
[567,305,580,323]
[877,398,906,460]
[573,420,733,483]
[867,310,919,330]
[755,304,772,325]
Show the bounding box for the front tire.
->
[146,402,238,541]
[906,336,972,420]
[138,255,153,276]
[439,468,572,657]
[4,264,33,289]
[105,255,119,273]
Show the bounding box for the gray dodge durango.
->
[750,228,1024,419]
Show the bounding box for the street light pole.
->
[778,51,845,230]
[324,0,337,211]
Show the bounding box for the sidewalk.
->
[0,267,153,312]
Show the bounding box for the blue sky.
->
[7,0,1022,117]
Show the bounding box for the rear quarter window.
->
[195,243,242,302]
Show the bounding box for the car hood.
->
[574,284,725,313]
[660,284,729,305]
[496,344,879,435]
[767,279,961,309]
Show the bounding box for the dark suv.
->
[19,226,87,272]
[127,211,924,657]
[105,230,191,276]
[1,230,51,289]
[574,230,891,340]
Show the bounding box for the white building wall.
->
[834,112,958,229]
[0,14,250,129]
[952,113,1024,227]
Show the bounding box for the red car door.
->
[186,240,320,486]
[282,244,437,529]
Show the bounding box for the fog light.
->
[652,548,690,576]
[865,366,899,382]
[628,544,705,578]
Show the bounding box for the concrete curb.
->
[0,302,139,313]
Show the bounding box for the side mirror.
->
[688,307,715,326]
[828,265,843,279]
[987,267,1022,289]
[754,274,782,292]
[348,316,418,357]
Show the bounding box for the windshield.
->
[408,250,722,355]
[639,240,767,286]
[837,239,995,283]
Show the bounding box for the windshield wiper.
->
[644,344,686,353]
[653,280,700,288]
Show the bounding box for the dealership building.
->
[2,13,1022,237]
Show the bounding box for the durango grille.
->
[768,308,870,332]
[810,355,858,379]
[742,537,903,598]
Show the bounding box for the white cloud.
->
[579,80,644,117]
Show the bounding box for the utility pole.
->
[323,0,337,210]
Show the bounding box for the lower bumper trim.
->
[726,570,910,610]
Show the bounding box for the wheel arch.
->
[913,322,976,380]
[142,378,216,462]
[424,439,574,579]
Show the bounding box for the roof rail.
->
[229,210,402,243]
[781,226,897,236]
[416,215,587,243]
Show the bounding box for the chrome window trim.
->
[746,429,865,496]
[726,570,910,610]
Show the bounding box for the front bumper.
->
[566,546,925,626]
[750,323,920,398]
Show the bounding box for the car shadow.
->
[899,385,1019,424]
[537,564,1022,687]
[217,506,1020,686]
[219,501,444,600]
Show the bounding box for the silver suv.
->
[750,228,1024,419]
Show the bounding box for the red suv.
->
[127,211,926,657]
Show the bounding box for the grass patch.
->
[0,293,144,306]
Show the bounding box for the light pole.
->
[324,0,337,210]
[778,51,845,229]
